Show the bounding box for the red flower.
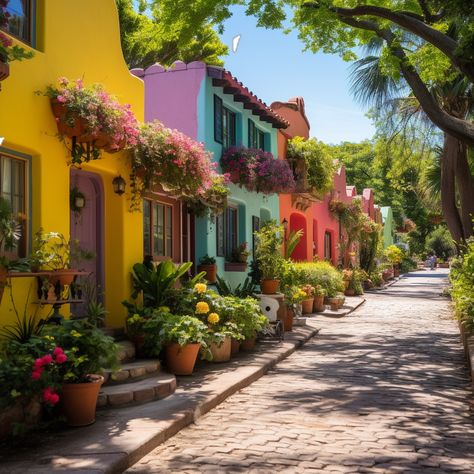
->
[34,358,44,368]
[53,346,64,356]
[55,353,68,364]
[31,369,42,380]
[43,387,60,406]
[41,354,53,365]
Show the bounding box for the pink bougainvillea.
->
[221,147,295,195]
[133,120,219,198]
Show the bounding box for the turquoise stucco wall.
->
[196,77,280,287]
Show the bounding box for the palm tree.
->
[349,39,474,246]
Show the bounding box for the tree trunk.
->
[441,134,464,246]
[455,143,474,240]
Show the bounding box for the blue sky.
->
[219,7,375,145]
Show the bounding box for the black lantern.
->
[112,175,126,195]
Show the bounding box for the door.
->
[70,169,104,303]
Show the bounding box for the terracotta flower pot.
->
[131,334,146,358]
[210,337,231,362]
[0,395,42,441]
[260,279,280,294]
[241,336,257,351]
[328,298,339,312]
[165,343,201,375]
[197,264,217,284]
[301,298,314,314]
[285,308,294,331]
[313,295,325,313]
[231,338,241,355]
[61,375,104,427]
[48,269,77,287]
[345,288,355,296]
[50,99,89,139]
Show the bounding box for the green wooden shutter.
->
[214,95,223,144]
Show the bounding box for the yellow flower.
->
[195,301,210,314]
[194,283,207,294]
[158,306,170,313]
[70,330,82,338]
[207,313,220,325]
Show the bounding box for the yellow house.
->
[0,0,144,327]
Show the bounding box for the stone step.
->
[102,326,126,340]
[103,359,161,385]
[97,374,177,408]
[117,340,136,363]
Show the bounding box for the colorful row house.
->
[133,61,289,287]
[0,0,144,327]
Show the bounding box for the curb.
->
[0,324,320,474]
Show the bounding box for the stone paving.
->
[127,269,474,473]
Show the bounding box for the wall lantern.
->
[112,175,126,195]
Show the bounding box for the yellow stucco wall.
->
[0,0,144,327]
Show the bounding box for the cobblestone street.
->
[127,270,474,473]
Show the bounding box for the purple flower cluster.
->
[221,147,295,195]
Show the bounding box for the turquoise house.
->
[133,61,288,286]
[381,206,395,248]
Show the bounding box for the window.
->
[143,199,173,259]
[324,231,332,261]
[3,0,32,44]
[216,206,238,259]
[0,153,27,258]
[214,95,236,149]
[248,120,265,150]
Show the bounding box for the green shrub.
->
[450,240,474,332]
[288,261,344,298]
[426,226,456,261]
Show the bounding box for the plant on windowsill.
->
[197,255,217,284]
[254,220,285,294]
[44,78,138,165]
[225,242,250,272]
[0,1,34,91]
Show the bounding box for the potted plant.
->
[143,310,210,375]
[313,285,326,312]
[254,220,285,294]
[125,310,149,357]
[283,286,307,331]
[301,284,315,314]
[225,242,250,272]
[45,78,139,165]
[197,255,217,284]
[0,197,22,304]
[384,245,403,277]
[31,230,94,289]
[41,319,118,426]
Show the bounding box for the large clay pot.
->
[313,295,325,313]
[165,343,201,375]
[210,337,231,362]
[285,308,294,332]
[61,375,104,427]
[241,336,256,351]
[345,288,355,296]
[197,264,217,284]
[260,279,280,294]
[301,298,314,315]
[231,339,240,355]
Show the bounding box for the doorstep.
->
[0,322,320,474]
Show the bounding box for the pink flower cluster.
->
[135,121,220,199]
[31,347,67,406]
[221,147,295,195]
[48,78,139,151]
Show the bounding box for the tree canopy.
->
[116,0,229,69]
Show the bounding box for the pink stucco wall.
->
[132,61,207,140]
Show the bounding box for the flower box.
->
[224,262,247,272]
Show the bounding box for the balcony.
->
[287,157,318,211]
